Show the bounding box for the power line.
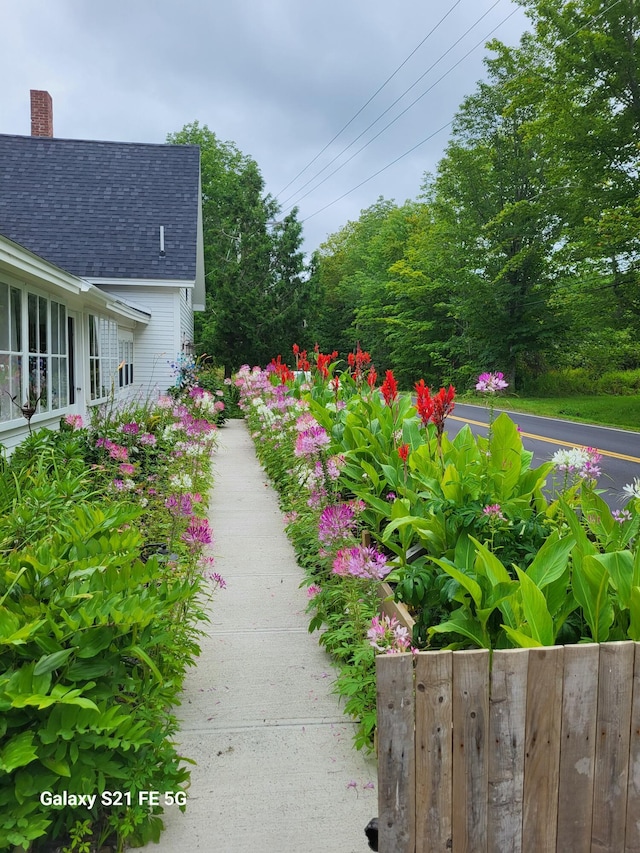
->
[301,121,453,223]
[275,0,465,199]
[300,0,627,230]
[299,8,520,221]
[280,0,506,210]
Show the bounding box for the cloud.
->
[0,0,528,254]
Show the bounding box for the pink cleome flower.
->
[476,372,509,393]
[332,545,390,581]
[182,517,213,549]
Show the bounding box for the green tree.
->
[428,38,563,388]
[513,0,640,366]
[167,122,311,372]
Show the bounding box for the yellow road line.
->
[449,415,640,464]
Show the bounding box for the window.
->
[118,337,134,388]
[27,293,68,413]
[88,314,118,401]
[0,283,68,423]
[0,283,23,423]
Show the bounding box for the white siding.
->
[180,287,194,350]
[98,285,181,395]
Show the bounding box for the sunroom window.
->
[89,314,119,401]
[0,283,23,423]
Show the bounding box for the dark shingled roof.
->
[0,134,200,281]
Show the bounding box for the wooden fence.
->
[376,642,640,853]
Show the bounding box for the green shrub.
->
[0,501,204,850]
[0,388,219,850]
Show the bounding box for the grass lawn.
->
[458,395,640,431]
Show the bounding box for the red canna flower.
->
[366,367,377,389]
[269,355,294,384]
[414,379,434,428]
[398,443,410,462]
[432,385,455,437]
[316,352,332,379]
[380,370,398,406]
[348,343,372,382]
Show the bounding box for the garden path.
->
[140,418,377,852]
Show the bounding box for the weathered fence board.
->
[487,648,528,853]
[377,642,640,853]
[592,641,634,853]
[522,646,564,853]
[625,645,640,853]
[556,643,599,851]
[415,651,453,853]
[376,652,415,853]
[452,649,490,853]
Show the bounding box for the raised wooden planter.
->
[376,641,640,853]
[377,581,416,632]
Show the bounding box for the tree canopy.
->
[167,122,314,373]
[309,0,640,390]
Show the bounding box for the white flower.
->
[170,473,193,490]
[623,478,640,501]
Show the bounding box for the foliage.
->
[237,352,640,748]
[167,122,314,373]
[308,3,640,390]
[0,388,222,851]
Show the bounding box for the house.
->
[0,90,205,452]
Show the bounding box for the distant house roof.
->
[0,134,201,282]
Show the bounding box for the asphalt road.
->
[446,402,640,509]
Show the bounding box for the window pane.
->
[0,353,10,421]
[89,316,98,357]
[59,358,68,406]
[11,289,21,350]
[51,359,59,409]
[39,356,48,410]
[28,294,37,352]
[51,357,67,410]
[11,355,22,401]
[59,305,67,355]
[39,297,47,353]
[90,360,99,400]
[28,355,38,402]
[0,283,8,350]
[51,302,59,353]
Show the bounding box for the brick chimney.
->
[30,90,53,137]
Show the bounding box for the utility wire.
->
[301,121,453,222]
[275,0,464,199]
[300,0,626,226]
[280,0,504,210]
[299,8,520,221]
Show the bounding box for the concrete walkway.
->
[143,419,377,852]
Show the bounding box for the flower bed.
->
[236,348,640,751]
[0,382,224,851]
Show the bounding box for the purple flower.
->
[476,372,509,393]
[108,444,129,462]
[182,518,213,549]
[367,614,413,653]
[121,422,140,435]
[307,584,322,599]
[483,504,505,520]
[332,545,390,581]
[318,503,357,546]
[294,425,330,457]
[165,494,194,516]
[613,509,633,523]
[64,414,84,429]
[138,433,157,446]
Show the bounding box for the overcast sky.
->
[1,0,530,256]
